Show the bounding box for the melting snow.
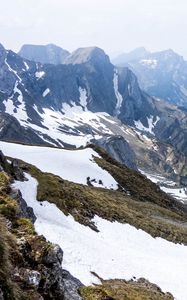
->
[140,170,187,203]
[29,102,114,147]
[134,116,160,135]
[79,87,88,110]
[113,69,123,116]
[140,59,158,69]
[35,71,45,79]
[0,141,118,189]
[3,81,28,125]
[12,173,187,300]
[30,104,113,147]
[42,88,50,97]
[24,61,29,71]
[5,57,22,82]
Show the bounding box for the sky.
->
[0,0,187,58]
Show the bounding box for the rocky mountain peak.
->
[18,43,70,65]
[112,47,150,65]
[64,46,111,66]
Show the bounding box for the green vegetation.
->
[90,144,186,213]
[0,172,19,221]
[0,169,55,299]
[79,278,174,300]
[15,218,35,235]
[16,157,187,245]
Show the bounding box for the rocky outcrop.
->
[15,235,83,299]
[93,135,137,170]
[61,270,83,300]
[0,152,83,300]
[0,113,48,146]
[11,188,36,223]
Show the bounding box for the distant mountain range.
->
[112,47,187,108]
[19,43,70,65]
[2,43,187,300]
[1,43,187,182]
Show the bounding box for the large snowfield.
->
[0,141,118,189]
[12,173,187,300]
[2,141,187,299]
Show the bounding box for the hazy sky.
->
[0,0,187,58]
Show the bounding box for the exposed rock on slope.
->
[1,42,187,182]
[93,135,137,170]
[113,48,187,108]
[0,154,83,300]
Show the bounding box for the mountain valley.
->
[1,42,187,299]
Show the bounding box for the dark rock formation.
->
[10,188,36,223]
[0,151,83,300]
[93,135,137,170]
[114,48,187,108]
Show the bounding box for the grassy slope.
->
[17,152,187,244]
[5,145,185,299]
[0,171,55,300]
[79,278,174,300]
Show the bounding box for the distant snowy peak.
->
[114,47,187,108]
[112,47,150,65]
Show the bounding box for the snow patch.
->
[42,88,50,97]
[5,57,22,81]
[35,71,45,79]
[79,87,88,110]
[140,170,187,203]
[24,61,29,70]
[140,59,158,69]
[113,69,123,116]
[134,116,160,135]
[0,141,118,189]
[12,173,187,300]
[3,81,28,125]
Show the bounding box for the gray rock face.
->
[94,135,137,170]
[114,48,187,108]
[1,42,187,180]
[62,270,83,300]
[117,67,157,126]
[10,188,36,223]
[11,159,25,181]
[112,47,149,65]
[20,269,41,287]
[0,113,47,145]
[18,44,70,65]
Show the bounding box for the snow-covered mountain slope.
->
[0,141,118,189]
[140,170,187,204]
[13,173,187,300]
[1,42,187,182]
